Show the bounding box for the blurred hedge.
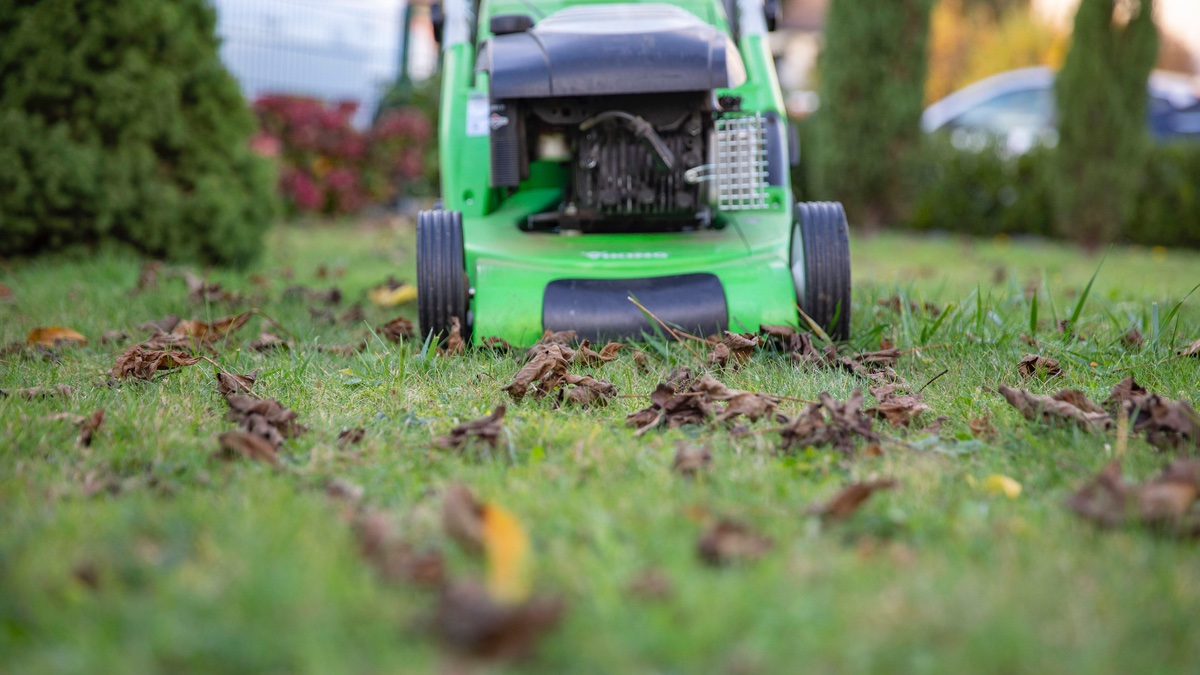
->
[906,138,1200,247]
[0,0,277,266]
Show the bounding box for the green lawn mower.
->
[419,0,851,346]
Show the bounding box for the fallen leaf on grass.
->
[138,315,181,335]
[77,409,105,446]
[249,332,289,352]
[132,260,162,293]
[224,395,305,449]
[697,519,773,566]
[969,415,997,441]
[215,430,281,468]
[866,384,930,427]
[111,345,201,380]
[433,582,564,662]
[338,427,365,447]
[215,370,257,396]
[0,385,73,399]
[625,374,776,433]
[182,271,241,304]
[284,285,342,305]
[626,569,674,600]
[442,317,466,355]
[998,385,1112,431]
[380,316,414,342]
[1104,376,1148,409]
[443,483,486,552]
[981,474,1022,499]
[368,277,418,306]
[708,331,759,368]
[558,373,615,407]
[573,340,622,366]
[338,304,366,324]
[1068,459,1200,535]
[806,479,898,522]
[503,345,570,401]
[1178,338,1200,358]
[435,406,505,450]
[26,326,87,348]
[352,510,445,587]
[1017,354,1062,379]
[779,390,878,454]
[171,312,251,344]
[1121,328,1144,351]
[673,444,712,477]
[1122,393,1200,451]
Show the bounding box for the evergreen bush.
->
[810,0,934,228]
[1051,0,1158,245]
[0,0,276,266]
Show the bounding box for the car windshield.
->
[948,87,1054,133]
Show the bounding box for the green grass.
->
[2,224,1199,674]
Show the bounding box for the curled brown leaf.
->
[435,406,506,450]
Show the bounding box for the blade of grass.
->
[1062,247,1109,342]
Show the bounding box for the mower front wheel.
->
[791,201,852,340]
[417,209,470,344]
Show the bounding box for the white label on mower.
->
[582,251,669,260]
[466,94,489,137]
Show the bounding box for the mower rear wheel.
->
[792,201,852,340]
[417,209,470,344]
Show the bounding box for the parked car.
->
[922,66,1200,154]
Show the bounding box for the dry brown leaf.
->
[215,370,258,397]
[1176,338,1200,358]
[249,332,289,352]
[697,519,773,566]
[224,395,305,448]
[482,336,514,353]
[1017,353,1062,379]
[111,345,201,380]
[807,479,898,522]
[99,330,129,345]
[709,331,759,368]
[1124,394,1200,451]
[866,384,931,427]
[714,391,779,424]
[779,389,878,454]
[969,414,997,441]
[1104,376,1148,409]
[0,385,73,399]
[558,373,615,407]
[132,260,162,293]
[435,406,505,450]
[433,582,565,662]
[625,569,674,600]
[338,304,366,325]
[166,312,252,345]
[78,409,105,447]
[284,285,342,305]
[379,316,414,343]
[182,271,239,304]
[215,430,282,468]
[352,510,445,587]
[337,427,366,447]
[1068,459,1200,535]
[1121,328,1144,351]
[998,385,1112,431]
[138,315,181,335]
[443,483,486,553]
[442,317,466,355]
[26,326,87,348]
[672,444,712,477]
[503,345,570,401]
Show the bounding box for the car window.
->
[947,87,1054,133]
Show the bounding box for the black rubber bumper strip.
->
[542,273,728,342]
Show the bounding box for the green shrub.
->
[810,0,934,228]
[0,0,277,266]
[1051,0,1158,245]
[908,138,1200,248]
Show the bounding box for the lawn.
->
[2,221,1199,674]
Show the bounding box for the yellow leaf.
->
[481,503,531,604]
[338,368,353,375]
[982,474,1022,499]
[368,283,418,307]
[26,326,87,348]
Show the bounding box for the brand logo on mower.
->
[582,251,669,260]
[488,113,509,130]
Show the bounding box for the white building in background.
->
[211,0,408,127]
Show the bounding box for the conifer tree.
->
[1053,0,1158,245]
[0,0,276,265]
[812,0,934,228]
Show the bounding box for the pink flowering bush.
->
[252,96,433,215]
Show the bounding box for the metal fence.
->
[211,0,406,128]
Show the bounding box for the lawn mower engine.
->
[418,0,852,346]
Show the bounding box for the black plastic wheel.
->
[792,201,852,340]
[417,209,470,344]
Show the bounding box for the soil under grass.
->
[2,221,1198,674]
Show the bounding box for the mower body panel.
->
[435,0,798,345]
